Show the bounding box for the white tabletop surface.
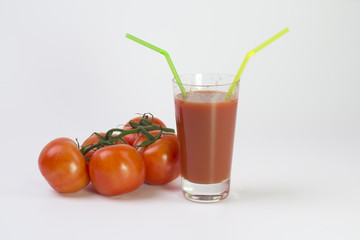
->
[1,0,359,239]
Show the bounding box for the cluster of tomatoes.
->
[38,115,180,196]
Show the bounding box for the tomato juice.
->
[174,91,238,184]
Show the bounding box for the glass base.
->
[181,177,230,203]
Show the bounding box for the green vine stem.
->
[79,113,175,160]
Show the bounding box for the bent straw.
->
[225,27,290,100]
[126,33,187,96]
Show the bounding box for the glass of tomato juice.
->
[172,73,240,203]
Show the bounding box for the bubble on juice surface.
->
[178,91,229,103]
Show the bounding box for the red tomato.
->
[134,131,180,185]
[123,116,166,146]
[82,132,126,159]
[38,138,90,193]
[89,144,145,196]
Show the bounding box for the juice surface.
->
[175,91,238,184]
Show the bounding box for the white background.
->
[0,0,359,239]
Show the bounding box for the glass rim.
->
[172,73,240,87]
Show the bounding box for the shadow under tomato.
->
[104,178,182,201]
[56,178,182,200]
[54,183,95,198]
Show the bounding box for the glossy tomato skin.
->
[82,132,127,159]
[38,138,90,193]
[134,131,180,185]
[89,144,145,196]
[123,116,166,146]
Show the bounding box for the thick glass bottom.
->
[181,177,230,203]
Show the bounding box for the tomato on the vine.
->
[123,116,166,146]
[89,144,145,196]
[82,132,126,159]
[134,131,180,185]
[38,138,90,193]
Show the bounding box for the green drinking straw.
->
[225,27,290,100]
[126,33,187,97]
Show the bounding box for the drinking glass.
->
[172,73,240,202]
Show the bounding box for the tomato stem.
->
[80,113,175,160]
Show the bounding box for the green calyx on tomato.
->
[123,115,166,145]
[79,113,175,160]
